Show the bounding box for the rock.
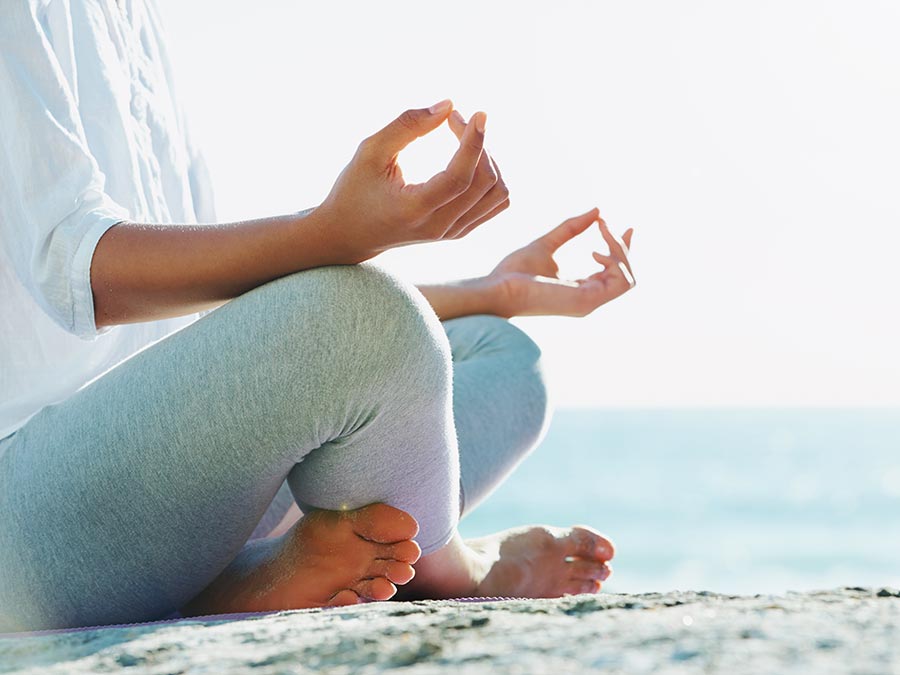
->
[0,588,898,674]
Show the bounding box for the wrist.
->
[293,203,371,266]
[415,275,509,322]
[484,272,522,318]
[467,275,509,317]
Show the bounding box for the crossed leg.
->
[0,264,459,631]
[0,265,613,632]
[398,315,615,600]
[244,312,615,603]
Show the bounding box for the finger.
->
[617,261,636,288]
[453,197,511,238]
[427,142,498,237]
[363,99,453,159]
[597,223,635,286]
[538,208,600,251]
[587,261,635,290]
[598,219,631,267]
[568,280,612,316]
[623,228,634,250]
[445,153,508,238]
[443,113,509,236]
[448,109,467,139]
[416,112,487,211]
[447,111,505,183]
[592,251,615,266]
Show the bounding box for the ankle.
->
[397,533,487,600]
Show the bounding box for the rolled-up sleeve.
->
[0,2,130,339]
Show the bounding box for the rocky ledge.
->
[2,588,899,674]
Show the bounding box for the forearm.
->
[91,208,347,328]
[415,276,509,321]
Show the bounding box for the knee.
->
[247,264,452,393]
[493,318,553,438]
[448,314,553,433]
[474,315,544,365]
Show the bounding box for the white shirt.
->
[0,0,216,438]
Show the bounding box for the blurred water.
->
[458,408,900,594]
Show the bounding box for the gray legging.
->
[0,264,550,632]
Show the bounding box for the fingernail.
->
[474,112,487,133]
[451,110,465,124]
[428,99,452,115]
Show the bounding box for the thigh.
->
[444,315,552,516]
[0,290,302,631]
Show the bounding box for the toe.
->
[378,539,422,564]
[567,559,611,581]
[351,503,420,543]
[565,526,615,561]
[562,579,602,596]
[354,577,398,601]
[328,589,362,607]
[369,559,416,585]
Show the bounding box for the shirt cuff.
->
[69,207,130,340]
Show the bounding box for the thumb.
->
[370,99,453,157]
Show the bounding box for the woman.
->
[0,1,635,631]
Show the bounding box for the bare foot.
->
[397,525,614,600]
[470,525,614,597]
[182,503,421,615]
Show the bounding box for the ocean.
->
[457,408,900,595]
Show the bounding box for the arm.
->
[89,103,509,329]
[92,209,335,327]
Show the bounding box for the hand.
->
[316,100,510,263]
[488,208,636,317]
[444,109,510,235]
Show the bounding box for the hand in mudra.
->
[317,100,509,263]
[489,208,636,318]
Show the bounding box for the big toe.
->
[351,503,420,543]
[565,526,615,561]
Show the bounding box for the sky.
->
[158,0,900,407]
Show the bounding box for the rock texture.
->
[2,588,899,674]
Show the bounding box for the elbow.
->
[26,207,128,340]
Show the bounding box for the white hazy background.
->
[159,0,899,408]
